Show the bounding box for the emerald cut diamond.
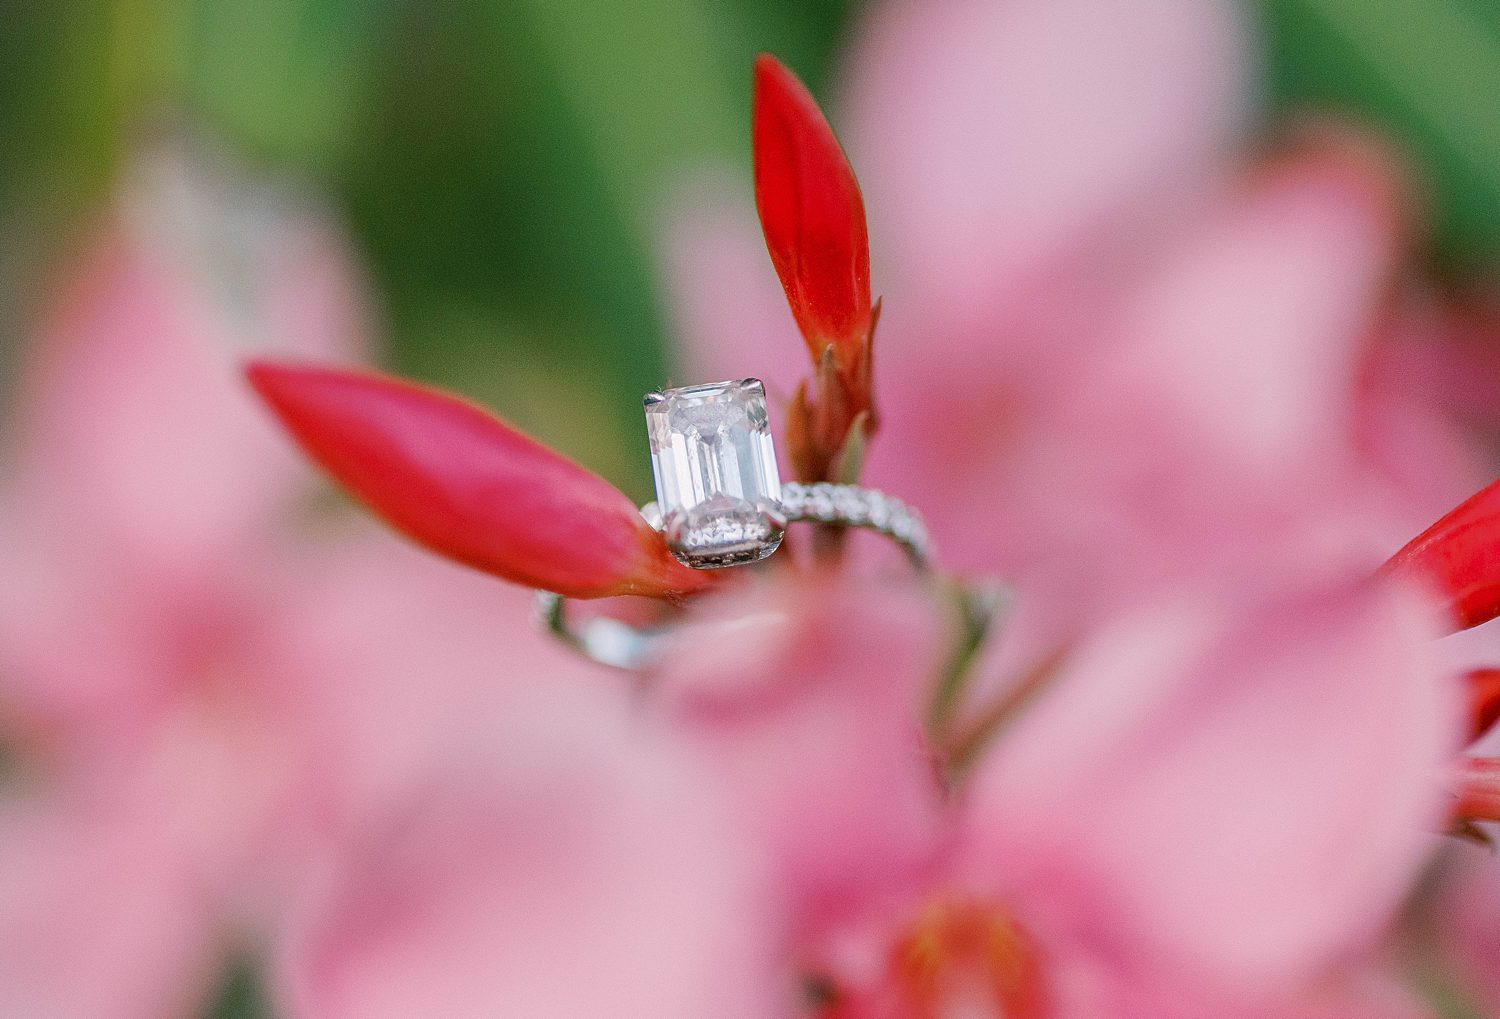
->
[644,379,784,569]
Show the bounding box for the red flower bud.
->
[247,361,707,599]
[1385,477,1500,631]
[753,53,872,384]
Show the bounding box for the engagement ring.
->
[536,378,931,668]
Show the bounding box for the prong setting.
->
[758,498,789,533]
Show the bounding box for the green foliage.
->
[1260,0,1500,270]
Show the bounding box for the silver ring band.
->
[535,482,931,670]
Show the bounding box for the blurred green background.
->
[3,0,1500,507]
[0,0,857,508]
[1,2,1499,1017]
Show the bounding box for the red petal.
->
[753,53,872,378]
[246,361,707,599]
[1466,668,1500,743]
[1385,477,1500,631]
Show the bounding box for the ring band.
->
[535,482,932,670]
[645,482,931,570]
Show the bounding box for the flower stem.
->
[927,580,1010,738]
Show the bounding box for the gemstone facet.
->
[644,379,784,569]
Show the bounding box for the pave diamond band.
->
[535,484,932,670]
[780,482,930,565]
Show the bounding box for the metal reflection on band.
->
[535,482,931,671]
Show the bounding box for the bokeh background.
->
[4,0,1500,499]
[4,2,1500,1017]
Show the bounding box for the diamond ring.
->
[535,378,931,669]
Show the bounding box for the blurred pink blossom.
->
[0,144,377,1017]
[0,146,624,1017]
[274,666,775,1019]
[648,571,1457,1017]
[666,0,1488,650]
[651,578,950,949]
[655,0,1490,1012]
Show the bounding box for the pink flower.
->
[0,791,219,1019]
[637,568,1457,1018]
[645,1,1487,1012]
[0,144,367,1016]
[0,145,615,1017]
[961,576,1454,996]
[650,577,950,948]
[274,669,775,1019]
[666,0,1488,645]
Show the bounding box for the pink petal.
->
[1082,977,1442,1019]
[866,139,1412,595]
[962,573,1459,988]
[0,492,172,730]
[277,680,774,1019]
[4,143,370,577]
[0,144,374,733]
[1355,295,1492,530]
[651,576,949,944]
[0,792,217,1019]
[1084,140,1405,481]
[844,0,1248,332]
[268,520,610,820]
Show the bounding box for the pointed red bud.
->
[753,53,872,382]
[1385,477,1500,631]
[247,361,707,599]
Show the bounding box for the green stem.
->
[927,579,1011,737]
